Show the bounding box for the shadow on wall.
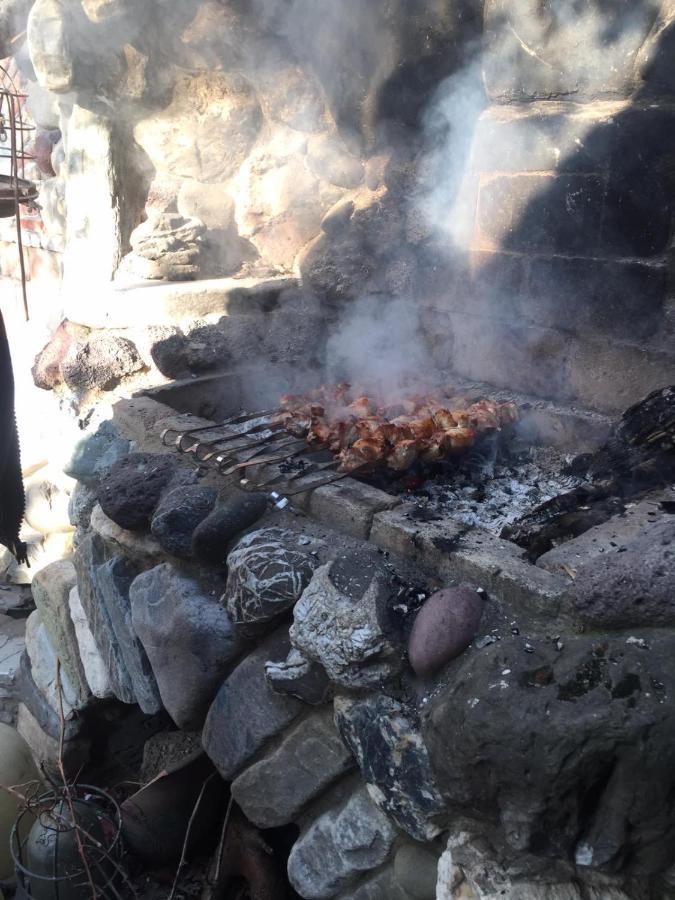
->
[414,0,675,413]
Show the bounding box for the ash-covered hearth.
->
[404,443,582,536]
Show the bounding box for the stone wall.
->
[9,392,674,900]
[416,0,675,414]
[9,0,673,418]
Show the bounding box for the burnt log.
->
[504,386,675,559]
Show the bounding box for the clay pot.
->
[121,750,226,865]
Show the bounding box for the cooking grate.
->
[161,408,363,500]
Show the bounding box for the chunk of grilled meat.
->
[275,384,519,474]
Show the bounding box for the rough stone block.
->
[371,506,567,622]
[111,396,177,445]
[31,560,89,704]
[287,787,398,899]
[476,173,606,257]
[231,708,354,828]
[202,630,304,779]
[483,0,658,101]
[295,478,401,540]
[471,102,617,175]
[537,488,675,577]
[370,505,469,570]
[524,256,667,341]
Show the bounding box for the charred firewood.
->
[0,309,28,565]
[502,483,624,560]
[504,386,675,559]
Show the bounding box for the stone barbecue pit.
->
[0,1,674,899]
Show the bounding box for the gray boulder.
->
[130,563,242,729]
[290,550,403,688]
[202,630,304,779]
[231,708,354,828]
[65,420,131,487]
[573,519,675,629]
[335,694,446,841]
[73,534,135,704]
[95,557,162,714]
[287,786,398,899]
[224,527,320,636]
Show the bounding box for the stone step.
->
[537,486,675,578]
[64,275,299,329]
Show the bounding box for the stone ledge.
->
[371,505,568,623]
[64,275,299,329]
[537,487,675,577]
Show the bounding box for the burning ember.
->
[273,384,519,474]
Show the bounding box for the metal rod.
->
[160,408,281,448]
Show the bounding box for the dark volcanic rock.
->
[408,586,486,678]
[423,630,675,874]
[150,331,189,379]
[151,485,217,559]
[224,527,320,636]
[61,332,144,392]
[32,320,87,390]
[98,453,189,531]
[335,694,446,841]
[573,519,675,629]
[191,493,269,566]
[130,563,243,730]
[202,630,304,779]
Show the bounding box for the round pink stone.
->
[408,586,485,678]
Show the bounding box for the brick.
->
[372,506,568,623]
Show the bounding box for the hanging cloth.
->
[0,307,27,564]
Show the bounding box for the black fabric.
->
[0,308,27,564]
